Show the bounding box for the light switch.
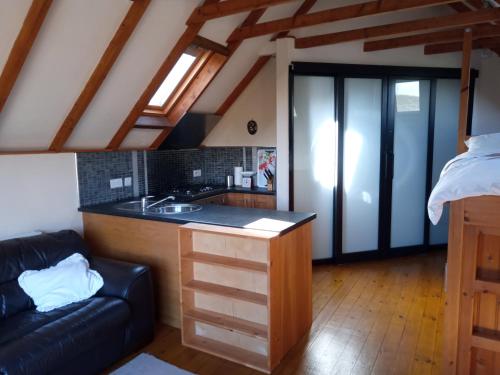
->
[110,178,123,189]
[124,177,132,187]
[193,169,202,177]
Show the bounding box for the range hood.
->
[158,112,221,150]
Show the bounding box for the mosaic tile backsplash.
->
[77,147,267,206]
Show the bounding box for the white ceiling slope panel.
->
[0,0,32,73]
[120,128,162,150]
[199,13,248,45]
[0,0,131,151]
[191,36,270,113]
[193,1,301,114]
[66,0,199,149]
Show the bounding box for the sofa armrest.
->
[91,256,155,354]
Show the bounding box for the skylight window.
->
[395,81,420,112]
[148,52,197,107]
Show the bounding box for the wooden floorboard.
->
[109,251,446,375]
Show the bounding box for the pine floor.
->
[119,251,446,375]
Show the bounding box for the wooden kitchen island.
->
[81,200,315,373]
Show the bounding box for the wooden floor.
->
[118,251,446,375]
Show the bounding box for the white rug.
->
[111,353,194,375]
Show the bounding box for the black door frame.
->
[289,62,479,263]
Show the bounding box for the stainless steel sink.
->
[147,203,202,215]
[115,200,202,215]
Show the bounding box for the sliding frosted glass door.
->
[342,78,382,254]
[430,79,461,244]
[390,80,431,248]
[293,76,336,260]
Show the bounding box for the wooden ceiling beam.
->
[49,0,151,152]
[294,8,500,48]
[364,24,500,51]
[227,0,456,42]
[0,0,53,113]
[424,36,500,53]
[192,35,231,56]
[186,0,294,24]
[457,29,472,154]
[215,55,271,116]
[107,0,218,150]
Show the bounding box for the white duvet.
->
[428,152,500,225]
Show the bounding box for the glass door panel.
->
[390,80,431,248]
[342,78,382,254]
[430,79,460,244]
[293,76,336,260]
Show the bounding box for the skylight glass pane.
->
[148,53,197,106]
[396,81,420,112]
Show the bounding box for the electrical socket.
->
[193,169,202,177]
[110,178,123,189]
[124,177,132,187]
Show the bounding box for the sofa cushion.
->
[0,230,89,285]
[0,230,88,319]
[0,297,130,375]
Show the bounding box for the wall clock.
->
[247,120,258,135]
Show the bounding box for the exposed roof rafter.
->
[186,0,294,24]
[294,7,500,48]
[227,0,456,42]
[364,24,500,51]
[0,0,53,113]
[49,0,151,152]
[425,36,500,53]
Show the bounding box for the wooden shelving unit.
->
[178,222,313,373]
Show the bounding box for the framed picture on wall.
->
[257,148,276,188]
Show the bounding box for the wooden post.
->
[457,28,472,154]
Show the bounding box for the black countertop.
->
[79,197,315,236]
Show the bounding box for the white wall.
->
[202,58,277,147]
[472,54,500,135]
[0,153,82,240]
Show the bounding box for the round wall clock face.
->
[247,120,258,135]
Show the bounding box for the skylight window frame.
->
[145,46,208,115]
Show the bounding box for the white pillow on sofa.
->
[18,253,103,312]
[465,132,500,155]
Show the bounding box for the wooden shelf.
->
[184,308,268,340]
[182,252,267,273]
[183,333,269,373]
[471,332,500,353]
[474,279,500,295]
[183,280,267,306]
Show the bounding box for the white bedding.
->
[428,152,500,224]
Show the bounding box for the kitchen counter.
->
[79,201,315,236]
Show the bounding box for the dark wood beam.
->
[0,0,53,113]
[186,0,293,24]
[193,35,230,56]
[215,55,271,116]
[364,24,500,51]
[294,8,500,49]
[424,36,500,53]
[227,0,455,42]
[49,0,151,151]
[107,0,218,150]
[457,29,472,154]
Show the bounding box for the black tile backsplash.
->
[77,147,270,207]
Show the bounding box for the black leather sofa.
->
[0,230,155,375]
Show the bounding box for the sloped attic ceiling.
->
[0,0,496,153]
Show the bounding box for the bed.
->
[428,134,500,374]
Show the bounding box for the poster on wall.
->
[257,148,276,188]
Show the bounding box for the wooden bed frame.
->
[444,196,500,374]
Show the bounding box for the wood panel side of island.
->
[82,212,181,328]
